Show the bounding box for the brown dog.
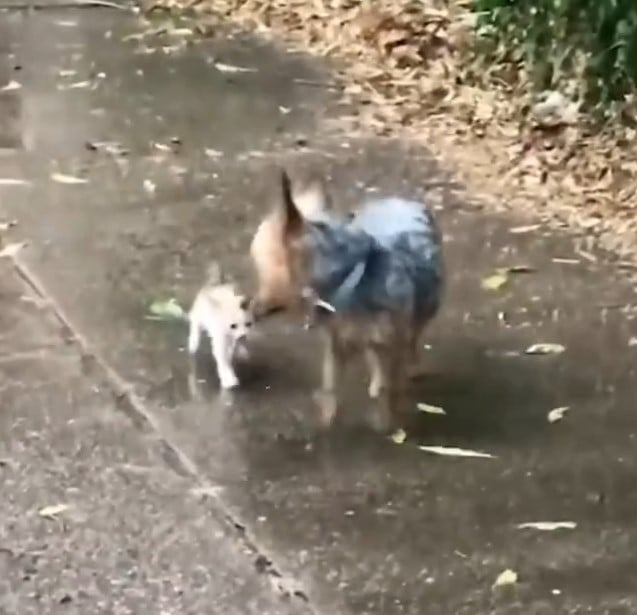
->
[249,171,444,429]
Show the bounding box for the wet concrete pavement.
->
[2,6,637,615]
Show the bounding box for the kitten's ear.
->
[279,169,304,240]
[238,296,251,312]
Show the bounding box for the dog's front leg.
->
[315,328,339,427]
[365,346,386,399]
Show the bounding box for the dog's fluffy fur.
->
[249,171,444,428]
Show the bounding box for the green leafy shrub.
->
[473,0,637,113]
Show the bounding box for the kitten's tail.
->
[205,261,224,285]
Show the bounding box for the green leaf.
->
[148,298,186,321]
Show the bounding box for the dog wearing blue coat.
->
[249,170,444,429]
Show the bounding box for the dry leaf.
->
[509,224,541,235]
[481,270,508,291]
[517,521,576,531]
[51,172,88,185]
[214,62,257,74]
[1,80,21,92]
[390,428,407,444]
[418,445,495,459]
[493,569,518,588]
[547,406,569,423]
[143,179,156,195]
[204,148,223,158]
[525,343,565,355]
[0,242,27,258]
[0,178,31,186]
[38,503,69,518]
[417,402,446,415]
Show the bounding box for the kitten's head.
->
[208,284,256,343]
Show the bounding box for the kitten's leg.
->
[315,329,339,426]
[187,312,202,355]
[211,335,239,389]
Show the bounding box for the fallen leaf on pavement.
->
[525,343,565,355]
[148,298,186,321]
[507,265,536,274]
[205,148,223,158]
[493,569,518,588]
[143,179,156,195]
[0,178,31,186]
[51,172,88,185]
[0,241,27,258]
[214,62,257,74]
[38,503,69,518]
[390,428,407,444]
[481,270,508,291]
[510,224,541,234]
[417,402,446,415]
[547,406,569,423]
[517,521,576,531]
[1,80,21,92]
[0,220,17,232]
[418,445,495,459]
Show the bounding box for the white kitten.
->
[187,267,255,389]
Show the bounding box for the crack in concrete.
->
[9,254,317,613]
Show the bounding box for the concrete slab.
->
[1,6,637,615]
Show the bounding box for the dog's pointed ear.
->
[280,169,304,239]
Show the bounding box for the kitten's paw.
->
[313,390,338,427]
[368,377,384,399]
[220,371,240,390]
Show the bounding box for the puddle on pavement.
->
[2,7,637,614]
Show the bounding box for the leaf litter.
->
[138,0,637,268]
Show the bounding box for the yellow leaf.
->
[38,503,69,518]
[417,402,446,415]
[390,428,407,444]
[547,406,569,423]
[493,569,518,587]
[481,270,508,291]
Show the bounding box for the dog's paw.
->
[368,377,384,399]
[220,371,240,390]
[313,390,338,427]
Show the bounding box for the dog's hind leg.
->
[365,346,386,399]
[407,320,429,380]
[314,329,340,427]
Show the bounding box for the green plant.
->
[472,0,637,113]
